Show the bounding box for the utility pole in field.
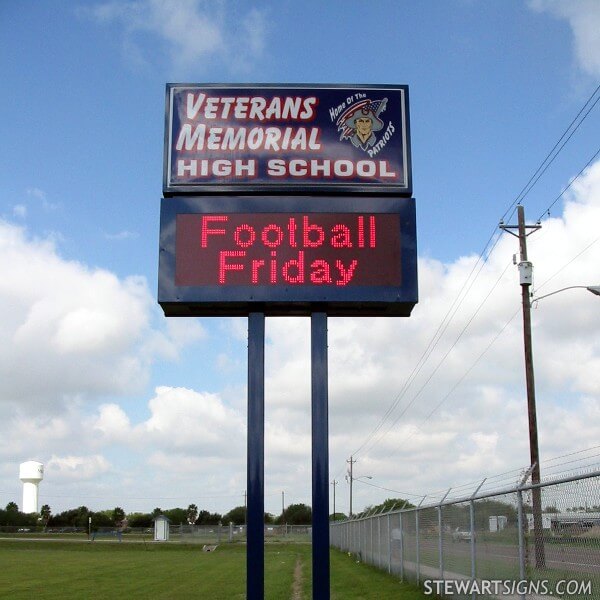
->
[331,479,338,520]
[500,205,545,568]
[346,456,356,517]
[282,490,286,532]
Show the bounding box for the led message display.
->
[158,197,417,317]
[176,213,400,287]
[164,84,411,195]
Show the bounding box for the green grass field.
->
[0,539,428,599]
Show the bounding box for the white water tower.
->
[19,461,44,513]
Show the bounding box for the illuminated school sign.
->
[164,84,412,195]
[158,197,417,316]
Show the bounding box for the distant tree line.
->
[1,501,318,528]
[11,497,525,529]
[354,497,525,530]
[1,502,39,527]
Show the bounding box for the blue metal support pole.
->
[311,312,330,599]
[247,313,265,600]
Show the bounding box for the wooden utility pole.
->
[331,479,338,520]
[500,205,545,568]
[347,456,356,517]
[282,490,285,528]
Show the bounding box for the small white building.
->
[489,515,508,532]
[154,515,170,541]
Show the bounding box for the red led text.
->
[175,213,401,288]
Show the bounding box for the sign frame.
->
[163,83,412,197]
[158,196,417,317]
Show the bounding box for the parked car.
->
[452,528,473,542]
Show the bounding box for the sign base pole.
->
[247,312,265,600]
[311,312,330,599]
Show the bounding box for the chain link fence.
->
[331,470,600,599]
[0,523,313,545]
[176,523,311,544]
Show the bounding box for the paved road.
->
[414,538,600,575]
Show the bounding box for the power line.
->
[350,232,504,459]
[501,83,600,221]
[348,445,600,509]
[532,233,600,297]
[537,145,600,221]
[383,306,520,464]
[358,259,514,459]
[543,444,600,463]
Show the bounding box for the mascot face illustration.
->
[355,116,375,140]
[337,98,387,151]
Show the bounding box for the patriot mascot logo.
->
[336,98,388,151]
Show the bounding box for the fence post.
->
[517,466,535,600]
[469,500,475,579]
[438,488,451,580]
[347,520,349,553]
[349,519,352,554]
[399,511,404,581]
[416,510,420,584]
[416,495,426,585]
[387,512,391,574]
[378,513,382,569]
[370,514,374,565]
[470,478,486,600]
[517,489,526,600]
[362,516,367,562]
[438,505,443,579]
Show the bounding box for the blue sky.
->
[1,1,599,518]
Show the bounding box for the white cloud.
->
[46,454,111,481]
[530,0,600,76]
[83,0,268,75]
[138,386,245,455]
[103,230,139,241]
[0,413,73,463]
[0,220,204,409]
[165,318,206,347]
[92,404,132,441]
[26,187,60,211]
[85,386,246,453]
[26,187,47,202]
[0,226,151,404]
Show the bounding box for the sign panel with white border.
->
[164,84,411,196]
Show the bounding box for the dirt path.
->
[291,553,304,600]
